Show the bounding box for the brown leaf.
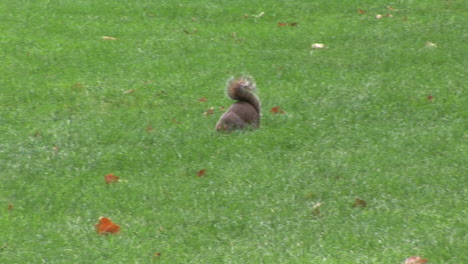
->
[7,203,13,211]
[146,123,154,132]
[278,22,288,27]
[198,97,207,102]
[358,9,366,14]
[197,169,206,177]
[203,107,215,116]
[353,197,367,208]
[426,95,434,102]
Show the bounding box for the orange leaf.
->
[426,95,434,102]
[278,22,288,27]
[404,256,429,264]
[353,197,367,208]
[105,173,119,184]
[358,9,366,14]
[197,169,206,177]
[270,106,285,114]
[198,97,207,102]
[95,217,120,235]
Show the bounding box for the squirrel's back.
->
[216,76,261,132]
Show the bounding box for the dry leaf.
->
[198,97,207,102]
[425,42,437,48]
[404,256,429,264]
[123,89,136,94]
[353,197,367,208]
[203,107,215,116]
[312,202,322,216]
[278,22,298,27]
[197,169,206,177]
[95,217,120,235]
[358,9,366,14]
[252,12,265,18]
[105,173,119,184]
[102,36,117,40]
[387,6,397,11]
[7,203,13,211]
[426,95,434,102]
[311,43,326,49]
[270,106,286,114]
[154,252,161,257]
[146,123,154,132]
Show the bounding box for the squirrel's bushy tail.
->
[216,76,261,132]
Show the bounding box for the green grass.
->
[1,0,466,263]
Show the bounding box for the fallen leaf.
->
[102,36,117,40]
[252,12,265,18]
[8,203,13,211]
[123,89,136,94]
[105,173,119,184]
[197,169,206,177]
[270,106,286,114]
[146,123,154,132]
[203,107,215,116]
[154,252,161,257]
[95,217,120,235]
[387,6,397,11]
[312,202,322,216]
[425,42,437,48]
[278,22,298,27]
[353,197,367,208]
[358,9,366,14]
[427,95,434,102]
[404,256,429,264]
[198,97,207,102]
[311,43,326,49]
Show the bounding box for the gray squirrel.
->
[215,76,261,131]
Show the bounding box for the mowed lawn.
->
[0,0,466,263]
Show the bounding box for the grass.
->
[0,0,466,263]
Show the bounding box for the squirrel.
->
[215,76,261,132]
